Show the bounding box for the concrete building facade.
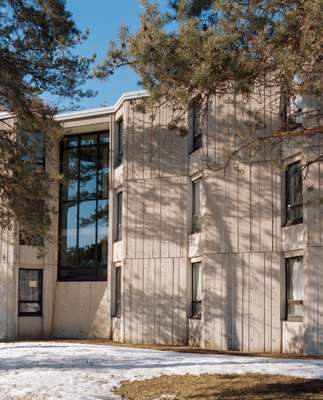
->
[0,89,322,355]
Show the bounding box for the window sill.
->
[189,315,201,320]
[18,313,42,317]
[114,162,123,169]
[285,317,303,323]
[189,147,202,156]
[282,219,303,228]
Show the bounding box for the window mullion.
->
[76,137,81,268]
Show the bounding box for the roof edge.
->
[0,90,148,122]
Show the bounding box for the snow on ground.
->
[1,342,323,400]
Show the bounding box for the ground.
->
[115,374,323,399]
[1,342,323,400]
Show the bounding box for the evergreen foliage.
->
[0,0,92,241]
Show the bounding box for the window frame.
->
[285,161,303,226]
[115,191,123,242]
[191,262,202,319]
[114,266,122,318]
[192,178,202,234]
[18,269,43,317]
[190,101,202,153]
[115,118,123,167]
[286,256,304,322]
[58,131,109,282]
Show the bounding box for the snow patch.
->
[0,342,322,400]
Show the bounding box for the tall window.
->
[18,269,43,316]
[59,132,109,281]
[115,118,123,167]
[192,262,202,318]
[286,161,303,225]
[114,266,121,317]
[191,101,202,151]
[116,191,123,241]
[286,257,304,321]
[192,178,202,233]
[19,132,46,246]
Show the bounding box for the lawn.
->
[115,374,323,399]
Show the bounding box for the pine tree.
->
[0,0,92,240]
[96,0,322,154]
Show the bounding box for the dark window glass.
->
[114,266,121,317]
[61,148,78,201]
[116,191,123,241]
[22,131,45,167]
[192,262,202,318]
[115,119,123,167]
[62,136,78,148]
[59,132,109,281]
[192,102,202,151]
[18,269,43,316]
[79,146,97,199]
[19,200,45,246]
[286,257,304,320]
[286,161,303,225]
[192,178,202,233]
[98,145,109,198]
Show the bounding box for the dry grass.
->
[114,374,323,400]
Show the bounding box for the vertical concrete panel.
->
[238,164,251,252]
[271,252,281,352]
[249,253,265,351]
[242,253,251,351]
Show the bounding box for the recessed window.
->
[285,161,303,225]
[115,191,123,242]
[114,266,122,318]
[19,200,45,247]
[59,132,109,281]
[115,118,123,167]
[192,262,202,319]
[192,178,202,233]
[286,256,304,321]
[18,269,43,316]
[22,131,45,168]
[191,101,202,152]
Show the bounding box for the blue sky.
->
[62,0,168,111]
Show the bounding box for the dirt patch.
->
[114,374,323,399]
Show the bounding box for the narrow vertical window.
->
[286,256,304,321]
[192,178,202,233]
[192,102,202,151]
[192,262,202,318]
[18,269,43,316]
[116,191,123,241]
[114,266,121,317]
[116,118,123,167]
[286,161,303,225]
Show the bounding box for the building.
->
[0,89,322,355]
